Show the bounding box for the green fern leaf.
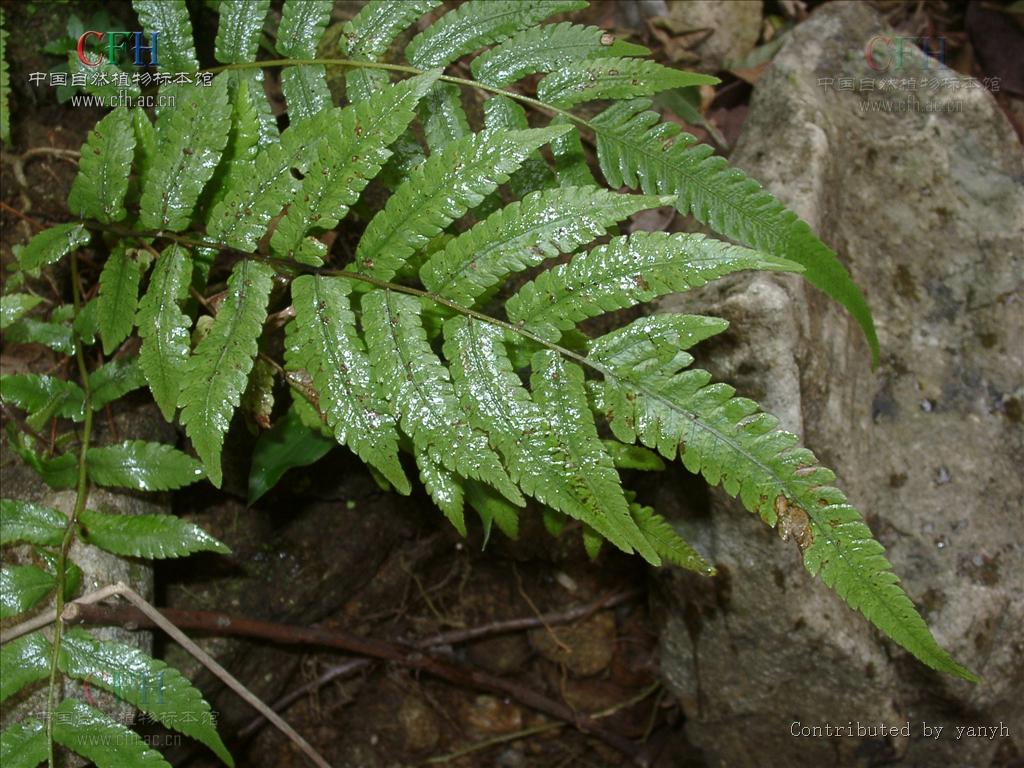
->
[139,74,231,231]
[286,275,410,492]
[179,260,274,486]
[67,108,135,223]
[88,357,146,411]
[132,0,198,72]
[529,350,658,563]
[215,0,270,64]
[588,320,976,680]
[538,58,717,108]
[340,0,442,102]
[77,508,228,558]
[549,116,596,187]
[589,99,880,364]
[59,629,233,765]
[0,631,51,703]
[16,223,90,272]
[53,698,172,768]
[86,440,205,491]
[420,81,470,152]
[207,107,338,250]
[0,564,54,619]
[0,719,46,768]
[132,107,157,182]
[416,450,466,533]
[0,9,10,144]
[136,245,192,420]
[422,187,670,307]
[507,232,799,342]
[406,0,587,68]
[97,246,141,356]
[0,373,85,422]
[277,0,332,123]
[0,499,65,546]
[472,22,649,87]
[362,290,523,507]
[354,126,569,281]
[481,96,556,200]
[247,406,334,505]
[466,479,520,542]
[0,293,42,329]
[270,71,439,264]
[442,316,655,562]
[630,503,712,574]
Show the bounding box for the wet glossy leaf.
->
[16,223,90,271]
[0,499,65,547]
[214,0,270,64]
[133,0,198,72]
[52,698,173,767]
[0,293,43,329]
[178,260,274,486]
[506,232,800,342]
[97,247,141,356]
[0,373,85,422]
[0,632,51,703]
[286,276,408,492]
[86,440,205,491]
[0,564,55,619]
[538,58,718,108]
[406,0,586,68]
[139,74,231,231]
[68,107,136,223]
[78,508,228,558]
[421,187,670,307]
[277,0,331,122]
[472,21,649,87]
[354,126,570,281]
[60,630,233,765]
[0,718,47,768]
[630,503,712,574]
[137,244,192,421]
[89,356,147,411]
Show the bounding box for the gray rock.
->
[653,3,1024,767]
[662,1,764,71]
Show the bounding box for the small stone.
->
[460,695,524,737]
[467,634,531,675]
[399,696,440,752]
[528,611,616,676]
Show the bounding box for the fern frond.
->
[466,479,520,541]
[471,22,649,87]
[1,719,46,765]
[67,108,135,223]
[277,0,332,123]
[630,503,712,574]
[422,187,669,307]
[270,71,439,265]
[506,232,800,342]
[588,319,976,680]
[214,0,270,64]
[416,451,466,533]
[132,0,198,73]
[286,275,410,493]
[340,0,442,102]
[589,99,880,363]
[97,246,142,356]
[406,0,587,68]
[207,107,337,250]
[538,58,717,108]
[178,260,274,487]
[481,96,555,200]
[17,223,90,271]
[420,81,470,152]
[550,116,596,187]
[139,74,231,231]
[442,316,656,562]
[354,126,570,281]
[136,245,192,421]
[529,350,658,563]
[362,290,523,507]
[53,699,171,767]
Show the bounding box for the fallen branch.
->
[64,593,646,764]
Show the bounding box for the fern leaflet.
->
[538,58,718,108]
[68,108,135,223]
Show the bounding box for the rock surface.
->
[653,3,1024,767]
[660,1,763,71]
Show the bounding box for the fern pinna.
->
[2,0,974,764]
